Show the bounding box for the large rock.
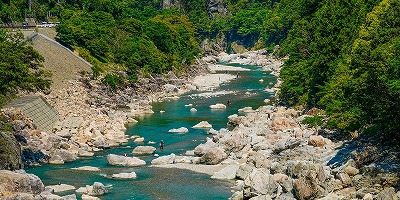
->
[293,177,324,200]
[0,170,44,195]
[270,117,297,131]
[164,84,179,93]
[111,172,137,179]
[211,164,240,180]
[107,154,146,166]
[92,137,110,149]
[244,168,279,199]
[272,138,301,154]
[45,184,76,193]
[210,103,226,109]
[56,129,72,139]
[344,166,359,176]
[192,121,213,128]
[72,166,101,172]
[51,149,77,163]
[287,162,326,199]
[78,150,94,157]
[308,135,326,147]
[0,132,23,170]
[49,155,64,164]
[82,194,100,200]
[151,154,176,165]
[236,163,255,180]
[199,147,227,165]
[133,137,145,143]
[26,173,45,195]
[238,107,255,113]
[227,114,242,127]
[218,131,248,153]
[194,138,217,156]
[89,182,109,196]
[336,173,352,187]
[375,187,397,200]
[168,127,189,133]
[132,146,156,155]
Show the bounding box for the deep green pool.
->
[26,63,276,200]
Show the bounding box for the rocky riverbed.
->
[2,49,397,200]
[152,105,400,200]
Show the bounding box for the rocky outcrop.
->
[201,33,227,56]
[231,42,248,54]
[0,170,44,195]
[107,154,146,166]
[0,132,23,170]
[161,0,181,9]
[207,0,228,18]
[184,105,399,200]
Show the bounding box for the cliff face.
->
[161,0,181,9]
[0,132,23,170]
[207,0,228,18]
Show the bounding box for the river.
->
[26,63,276,200]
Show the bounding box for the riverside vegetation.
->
[0,0,399,199]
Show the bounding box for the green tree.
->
[0,31,51,105]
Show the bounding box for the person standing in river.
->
[159,140,164,151]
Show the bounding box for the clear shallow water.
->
[26,63,276,200]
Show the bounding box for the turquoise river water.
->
[26,63,276,200]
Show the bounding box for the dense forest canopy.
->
[0,0,399,139]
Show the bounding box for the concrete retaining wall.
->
[4,96,58,133]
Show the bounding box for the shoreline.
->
[146,51,399,200]
[0,50,287,200]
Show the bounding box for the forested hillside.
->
[1,0,399,139]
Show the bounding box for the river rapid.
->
[26,63,276,200]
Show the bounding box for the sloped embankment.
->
[29,32,91,91]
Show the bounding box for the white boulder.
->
[151,154,176,165]
[210,103,226,109]
[211,164,240,180]
[132,146,156,155]
[107,154,146,166]
[134,137,145,143]
[72,166,101,172]
[192,121,212,128]
[168,127,189,133]
[45,184,76,193]
[111,172,137,179]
